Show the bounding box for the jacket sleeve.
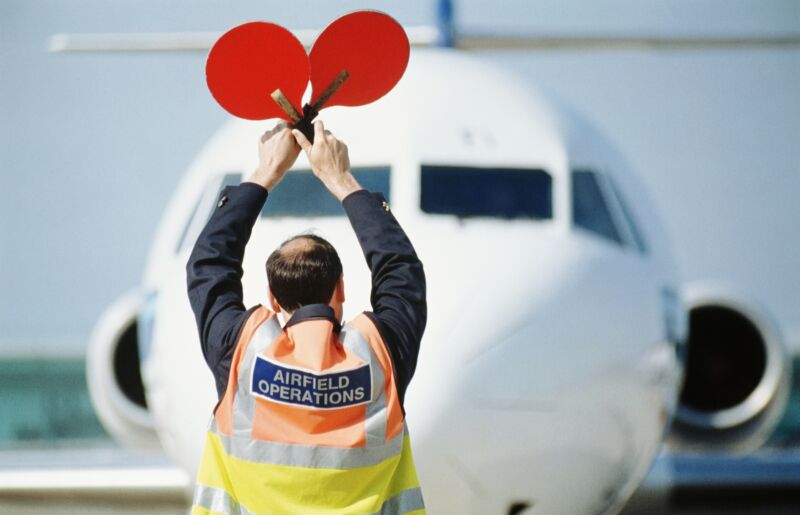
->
[186,182,267,397]
[343,190,427,405]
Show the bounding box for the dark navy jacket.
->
[186,183,426,407]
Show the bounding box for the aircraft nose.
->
[402,226,584,442]
[413,225,581,368]
[404,222,660,441]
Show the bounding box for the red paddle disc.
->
[309,11,409,108]
[206,22,309,120]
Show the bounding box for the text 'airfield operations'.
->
[251,355,372,409]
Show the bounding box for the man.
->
[186,120,427,514]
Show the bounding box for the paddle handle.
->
[270,89,314,142]
[293,106,316,144]
[309,70,350,112]
[270,89,302,123]
[270,70,349,144]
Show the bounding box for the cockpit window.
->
[571,170,623,245]
[420,165,552,219]
[261,167,390,217]
[607,176,648,254]
[176,172,241,253]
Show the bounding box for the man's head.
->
[266,234,344,315]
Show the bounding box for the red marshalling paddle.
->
[205,11,410,142]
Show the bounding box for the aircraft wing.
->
[668,451,800,488]
[48,29,800,53]
[47,26,440,52]
[0,447,188,501]
[626,451,800,513]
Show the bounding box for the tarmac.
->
[2,447,800,514]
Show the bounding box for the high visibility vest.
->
[191,306,425,515]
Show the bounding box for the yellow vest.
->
[192,306,425,515]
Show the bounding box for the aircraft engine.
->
[669,283,791,452]
[87,290,160,448]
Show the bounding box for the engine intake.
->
[669,284,791,451]
[87,290,159,448]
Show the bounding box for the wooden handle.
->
[270,70,350,144]
[270,89,302,123]
[310,69,350,112]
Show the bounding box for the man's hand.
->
[293,120,362,201]
[246,122,301,192]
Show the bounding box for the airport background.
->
[1,0,799,513]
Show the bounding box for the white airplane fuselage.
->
[89,49,684,514]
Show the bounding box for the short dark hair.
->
[266,234,343,311]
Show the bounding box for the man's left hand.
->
[246,122,301,192]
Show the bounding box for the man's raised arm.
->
[186,124,299,396]
[293,122,427,404]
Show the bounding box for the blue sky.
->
[1,0,798,355]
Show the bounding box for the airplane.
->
[48,6,798,515]
[83,42,688,514]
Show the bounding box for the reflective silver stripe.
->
[341,323,387,446]
[193,483,254,514]
[211,427,405,469]
[193,483,421,515]
[371,487,426,515]
[232,315,282,435]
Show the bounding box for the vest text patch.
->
[251,356,372,409]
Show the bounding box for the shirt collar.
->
[284,304,341,332]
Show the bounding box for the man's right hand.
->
[246,122,300,192]
[293,121,362,201]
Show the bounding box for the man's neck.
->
[280,304,342,330]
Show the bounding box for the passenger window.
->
[262,167,390,217]
[571,170,623,245]
[421,165,552,219]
